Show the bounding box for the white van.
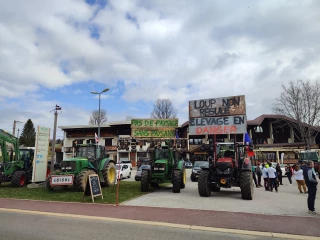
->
[116,163,131,179]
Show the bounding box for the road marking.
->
[0,208,319,239]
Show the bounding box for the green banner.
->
[131,129,176,138]
[131,119,178,128]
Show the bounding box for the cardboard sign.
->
[50,175,74,186]
[83,174,103,203]
[189,115,247,135]
[189,95,246,118]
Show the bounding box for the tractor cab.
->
[20,148,34,170]
[75,144,106,168]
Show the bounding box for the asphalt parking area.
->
[122,169,320,218]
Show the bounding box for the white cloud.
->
[1,0,320,132]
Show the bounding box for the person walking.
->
[267,164,278,192]
[294,165,307,194]
[276,163,283,185]
[303,161,318,215]
[255,162,263,187]
[262,163,269,191]
[285,164,293,185]
[252,165,260,188]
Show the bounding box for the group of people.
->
[253,160,318,215]
[253,162,280,192]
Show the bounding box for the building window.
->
[137,152,148,158]
[105,138,113,146]
[73,139,84,147]
[119,152,129,161]
[86,139,95,144]
[189,138,203,145]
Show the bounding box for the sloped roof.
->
[247,114,284,126]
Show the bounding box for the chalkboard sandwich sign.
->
[83,174,103,202]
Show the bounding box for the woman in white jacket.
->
[294,165,307,194]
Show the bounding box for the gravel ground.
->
[122,169,320,218]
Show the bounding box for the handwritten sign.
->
[83,174,103,202]
[189,95,246,118]
[131,119,178,128]
[189,115,247,135]
[131,119,178,138]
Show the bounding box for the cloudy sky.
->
[1,0,320,138]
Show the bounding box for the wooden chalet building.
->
[59,115,320,166]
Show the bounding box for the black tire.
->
[198,170,211,197]
[190,174,197,182]
[75,169,95,192]
[101,161,116,187]
[128,172,131,178]
[181,169,186,189]
[172,170,181,193]
[11,171,27,187]
[240,171,253,200]
[141,170,149,192]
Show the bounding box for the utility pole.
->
[13,120,23,137]
[50,105,62,173]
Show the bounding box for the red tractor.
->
[197,142,254,200]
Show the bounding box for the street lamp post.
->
[91,88,109,145]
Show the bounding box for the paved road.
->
[1,198,319,237]
[0,211,276,240]
[123,169,320,217]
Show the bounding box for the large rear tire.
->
[198,170,211,197]
[141,170,150,192]
[75,169,96,192]
[101,162,116,187]
[180,169,186,189]
[11,171,26,187]
[240,171,253,200]
[172,170,181,193]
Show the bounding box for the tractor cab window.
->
[155,148,169,160]
[77,146,96,159]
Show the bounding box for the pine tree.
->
[19,119,36,147]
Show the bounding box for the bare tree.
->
[151,98,177,119]
[89,109,107,125]
[273,80,320,149]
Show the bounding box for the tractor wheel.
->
[180,169,186,189]
[172,170,182,193]
[46,174,54,191]
[141,170,150,192]
[240,171,253,200]
[11,171,27,187]
[190,174,197,182]
[75,169,96,192]
[198,170,211,197]
[101,162,116,187]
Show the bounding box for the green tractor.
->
[0,129,35,187]
[47,144,116,191]
[140,140,187,193]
